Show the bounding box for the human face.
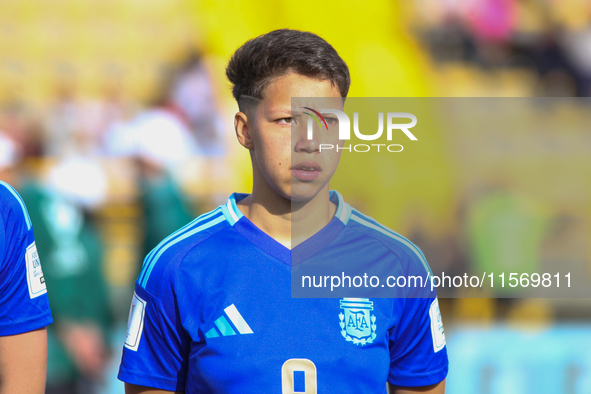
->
[235,72,344,202]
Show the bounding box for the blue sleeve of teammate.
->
[387,295,448,387]
[0,181,52,336]
[118,264,191,391]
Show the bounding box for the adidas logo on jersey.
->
[205,304,253,338]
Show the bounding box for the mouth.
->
[290,161,322,181]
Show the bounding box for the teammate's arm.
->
[0,327,48,394]
[125,383,183,394]
[389,379,446,393]
[0,183,52,394]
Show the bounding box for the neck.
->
[236,182,336,249]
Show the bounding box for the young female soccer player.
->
[119,29,448,394]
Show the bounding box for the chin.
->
[287,181,327,203]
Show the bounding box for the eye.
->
[276,117,296,125]
[325,117,338,125]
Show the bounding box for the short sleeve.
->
[387,297,448,387]
[0,182,52,336]
[118,279,190,391]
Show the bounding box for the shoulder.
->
[136,206,230,295]
[346,207,432,276]
[0,181,32,234]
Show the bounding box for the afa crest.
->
[339,298,376,346]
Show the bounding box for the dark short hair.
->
[226,29,350,111]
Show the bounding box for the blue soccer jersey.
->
[118,191,448,392]
[0,181,52,336]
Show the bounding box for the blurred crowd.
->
[414,0,591,96]
[0,50,226,393]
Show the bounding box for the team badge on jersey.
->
[339,298,376,346]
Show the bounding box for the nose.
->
[293,117,320,154]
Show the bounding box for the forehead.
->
[260,73,342,112]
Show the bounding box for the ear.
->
[234,111,254,150]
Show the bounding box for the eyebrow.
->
[240,95,311,117]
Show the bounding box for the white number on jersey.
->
[281,358,317,394]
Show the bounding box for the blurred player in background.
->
[118,29,447,393]
[0,169,53,393]
[0,132,112,394]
